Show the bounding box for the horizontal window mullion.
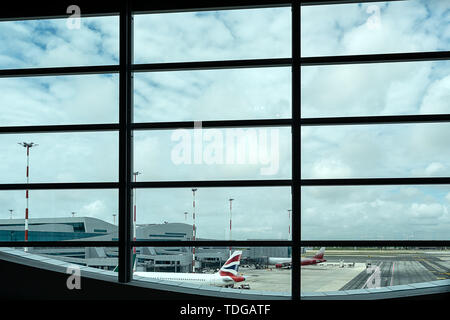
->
[0,124,120,134]
[301,51,450,66]
[0,182,119,190]
[132,58,292,73]
[300,0,404,6]
[132,240,291,247]
[302,177,450,186]
[1,0,291,21]
[301,114,450,126]
[0,241,119,247]
[0,0,405,22]
[301,240,450,247]
[132,119,292,130]
[133,0,291,14]
[0,65,120,78]
[133,180,292,188]
[0,5,119,22]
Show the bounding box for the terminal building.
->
[0,217,289,272]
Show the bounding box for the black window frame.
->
[0,0,448,301]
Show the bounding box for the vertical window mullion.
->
[118,1,133,283]
[291,2,301,301]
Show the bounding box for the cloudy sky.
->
[0,1,449,240]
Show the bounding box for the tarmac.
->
[237,249,450,294]
[239,266,291,293]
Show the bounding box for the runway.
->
[230,250,449,294]
[303,249,450,292]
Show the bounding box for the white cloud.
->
[301,0,447,57]
[301,185,450,240]
[0,16,118,69]
[424,162,446,176]
[81,200,107,217]
[420,74,450,114]
[0,74,119,126]
[134,7,290,63]
[410,203,445,220]
[311,159,352,178]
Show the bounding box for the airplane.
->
[268,247,326,268]
[116,250,246,288]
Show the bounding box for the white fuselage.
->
[268,257,291,265]
[134,271,235,287]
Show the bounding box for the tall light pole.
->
[133,171,141,268]
[112,214,117,225]
[9,209,13,220]
[192,188,197,272]
[229,198,234,257]
[71,211,76,218]
[184,211,188,222]
[18,142,38,252]
[287,209,292,240]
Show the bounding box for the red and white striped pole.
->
[19,142,37,252]
[229,198,234,257]
[192,188,197,272]
[133,171,141,271]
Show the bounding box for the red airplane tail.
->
[313,247,325,260]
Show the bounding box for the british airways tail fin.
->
[218,250,242,276]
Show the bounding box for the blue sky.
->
[0,1,449,240]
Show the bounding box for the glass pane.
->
[134,127,291,181]
[301,247,449,295]
[134,7,291,63]
[0,132,118,183]
[301,123,450,179]
[132,187,291,240]
[0,189,118,241]
[0,16,119,69]
[0,74,119,126]
[301,186,450,240]
[301,60,450,118]
[301,0,450,57]
[134,67,291,122]
[133,246,291,295]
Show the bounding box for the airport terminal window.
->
[0,0,449,301]
[133,187,291,240]
[133,128,291,181]
[133,246,291,294]
[0,189,118,240]
[300,0,450,298]
[0,74,119,126]
[0,16,119,69]
[133,7,291,63]
[0,11,122,288]
[0,132,119,183]
[133,67,291,123]
[300,246,449,293]
[301,186,450,240]
[301,60,450,118]
[301,123,450,179]
[300,0,450,57]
